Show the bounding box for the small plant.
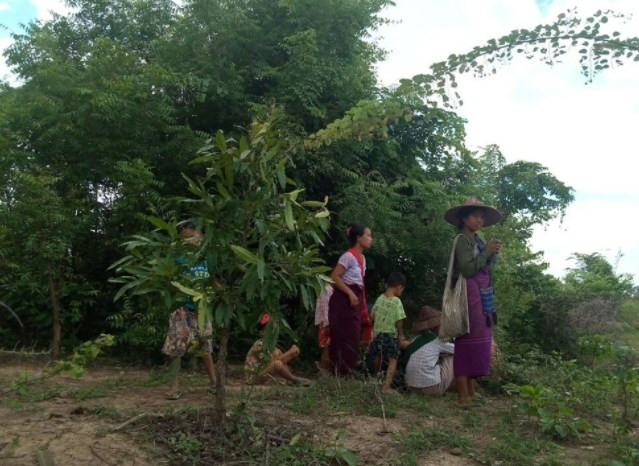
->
[168,432,202,464]
[324,429,358,466]
[611,345,639,433]
[609,445,639,466]
[5,398,23,410]
[505,383,590,439]
[578,334,614,368]
[54,334,115,377]
[11,372,30,396]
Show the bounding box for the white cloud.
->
[530,197,639,281]
[0,2,11,12]
[0,37,13,82]
[30,0,70,21]
[375,0,639,280]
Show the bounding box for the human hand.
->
[486,239,501,254]
[348,292,359,308]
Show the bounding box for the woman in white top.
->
[328,223,373,376]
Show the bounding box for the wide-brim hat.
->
[444,197,502,227]
[412,306,442,332]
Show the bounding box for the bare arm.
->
[395,319,404,340]
[330,264,359,307]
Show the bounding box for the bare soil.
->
[0,359,624,465]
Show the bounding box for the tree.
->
[113,111,331,424]
[0,0,391,352]
[0,167,97,358]
[565,252,634,302]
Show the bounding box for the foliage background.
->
[0,0,635,364]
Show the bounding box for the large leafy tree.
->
[0,0,389,352]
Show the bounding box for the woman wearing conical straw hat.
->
[443,197,502,408]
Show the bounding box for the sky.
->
[373,0,639,281]
[1,0,638,281]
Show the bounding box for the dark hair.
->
[386,272,406,288]
[256,321,268,332]
[346,223,367,247]
[178,220,197,233]
[457,207,485,230]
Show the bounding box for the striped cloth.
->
[405,339,455,388]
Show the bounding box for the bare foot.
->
[382,387,398,395]
[293,377,311,387]
[456,397,477,408]
[290,345,301,357]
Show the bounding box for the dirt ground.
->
[0,358,622,465]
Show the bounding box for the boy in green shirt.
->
[368,272,407,393]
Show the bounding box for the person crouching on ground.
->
[244,313,311,386]
[367,272,409,393]
[405,306,455,395]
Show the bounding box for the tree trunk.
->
[48,272,62,360]
[214,324,231,426]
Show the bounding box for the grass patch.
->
[141,369,171,387]
[395,426,474,465]
[93,404,120,418]
[73,379,118,400]
[4,398,23,410]
[29,387,62,402]
[484,435,560,465]
[149,409,353,465]
[287,376,400,418]
[461,409,486,428]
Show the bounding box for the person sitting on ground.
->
[405,306,455,396]
[366,272,409,393]
[244,313,311,386]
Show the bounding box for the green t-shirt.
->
[372,295,406,338]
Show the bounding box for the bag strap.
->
[445,234,464,289]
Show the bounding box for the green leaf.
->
[231,245,258,264]
[214,301,231,325]
[277,169,286,190]
[257,259,265,282]
[288,189,303,203]
[315,209,330,218]
[224,159,234,187]
[216,181,231,199]
[215,130,227,152]
[338,450,358,466]
[107,255,134,271]
[300,285,310,309]
[171,281,202,299]
[284,203,295,231]
[146,216,176,236]
[289,433,301,446]
[554,424,568,438]
[113,280,142,302]
[301,200,326,207]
